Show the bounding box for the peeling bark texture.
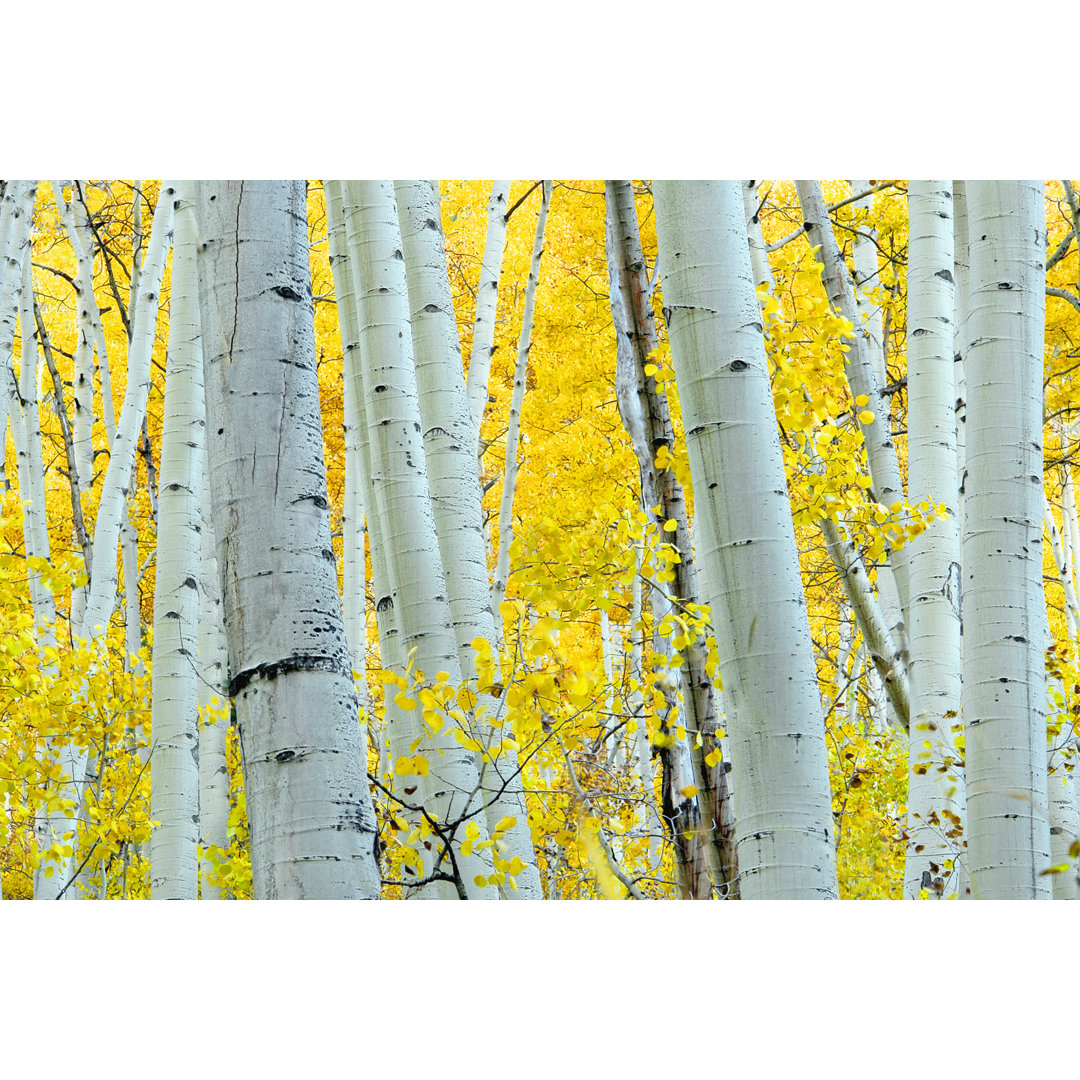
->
[149,184,203,899]
[195,180,380,900]
[340,180,498,899]
[465,180,510,454]
[606,179,734,897]
[395,179,541,899]
[904,181,966,899]
[492,181,551,637]
[655,180,838,900]
[962,180,1051,899]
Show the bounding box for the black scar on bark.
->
[228,654,352,696]
[730,360,749,371]
[271,285,302,302]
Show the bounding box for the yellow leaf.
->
[858,410,875,425]
[680,784,698,798]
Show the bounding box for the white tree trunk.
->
[323,183,370,712]
[492,181,551,637]
[395,179,541,898]
[655,180,838,900]
[847,179,887,382]
[796,181,910,638]
[904,181,966,899]
[80,185,175,640]
[607,178,734,895]
[340,179,499,899]
[962,180,1052,899]
[465,180,510,454]
[197,446,231,899]
[195,179,380,900]
[149,183,203,899]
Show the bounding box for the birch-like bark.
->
[322,182,372,731]
[197,448,230,899]
[80,186,175,640]
[606,179,732,896]
[15,255,56,628]
[848,180,887,382]
[953,182,970,550]
[796,181,910,638]
[196,180,380,900]
[819,513,909,729]
[904,181,966,899]
[962,180,1051,899]
[465,180,510,454]
[341,179,498,899]
[492,181,551,638]
[325,181,411,866]
[149,184,202,899]
[655,180,838,899]
[395,179,540,899]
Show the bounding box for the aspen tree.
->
[195,180,380,900]
[492,180,551,636]
[606,179,731,897]
[655,180,838,899]
[743,184,908,734]
[962,180,1051,899]
[465,180,510,453]
[395,179,540,898]
[796,182,910,656]
[904,181,966,899]
[340,180,498,899]
[149,184,202,899]
[197,450,230,899]
[79,186,174,640]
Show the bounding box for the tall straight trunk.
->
[80,186,175,640]
[796,181,910,650]
[340,179,498,899]
[903,181,966,899]
[197,447,230,899]
[195,180,380,900]
[149,184,203,899]
[15,255,56,628]
[465,180,511,455]
[492,181,551,638]
[848,180,887,381]
[654,180,838,899]
[395,179,541,899]
[962,180,1051,899]
[606,179,733,897]
[325,181,415,883]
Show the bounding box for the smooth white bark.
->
[341,180,498,899]
[465,180,510,454]
[962,180,1051,899]
[904,181,966,899]
[149,184,202,899]
[197,446,230,899]
[196,180,381,900]
[492,181,551,637]
[80,185,175,640]
[655,180,838,900]
[395,179,540,898]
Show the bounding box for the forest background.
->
[4,3,1070,1079]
